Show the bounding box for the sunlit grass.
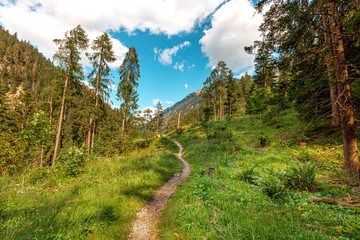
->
[0,138,182,239]
[161,111,360,239]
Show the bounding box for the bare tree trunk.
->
[213,102,217,121]
[122,102,127,153]
[49,96,53,124]
[87,117,93,153]
[40,146,44,166]
[91,121,95,153]
[53,58,72,165]
[327,3,359,174]
[219,93,223,121]
[321,6,340,127]
[157,116,159,133]
[88,64,102,153]
[177,112,181,129]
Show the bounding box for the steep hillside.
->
[163,88,202,121]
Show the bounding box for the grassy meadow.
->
[0,138,182,239]
[160,110,360,239]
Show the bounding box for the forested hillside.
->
[0,26,159,174]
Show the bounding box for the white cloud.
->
[188,64,196,69]
[199,0,263,73]
[80,80,94,89]
[174,62,185,71]
[165,101,174,104]
[185,83,188,89]
[0,0,225,66]
[152,99,161,105]
[135,106,156,119]
[155,41,190,65]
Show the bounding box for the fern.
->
[285,161,317,191]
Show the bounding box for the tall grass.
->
[0,138,182,239]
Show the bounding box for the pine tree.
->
[255,0,360,174]
[155,101,164,133]
[86,33,116,153]
[52,25,89,165]
[116,46,140,152]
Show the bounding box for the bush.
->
[236,166,257,183]
[58,146,85,176]
[254,169,286,199]
[258,135,269,147]
[285,161,317,191]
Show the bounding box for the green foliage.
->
[258,134,269,147]
[285,161,317,191]
[58,146,85,176]
[0,138,182,239]
[254,168,286,199]
[235,166,257,183]
[162,111,360,239]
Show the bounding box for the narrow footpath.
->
[127,139,190,240]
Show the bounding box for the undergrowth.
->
[161,110,360,239]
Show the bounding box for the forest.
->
[1,0,360,239]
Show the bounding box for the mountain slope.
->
[164,88,202,121]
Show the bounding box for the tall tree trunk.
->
[213,102,217,121]
[321,5,340,127]
[157,116,159,133]
[219,92,223,121]
[88,64,102,153]
[87,117,93,153]
[40,146,44,166]
[122,102,127,153]
[177,112,181,129]
[327,2,359,174]
[91,121,95,153]
[49,96,53,124]
[53,58,72,165]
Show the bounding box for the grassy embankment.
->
[161,110,360,239]
[0,138,182,239]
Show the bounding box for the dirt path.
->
[127,139,190,240]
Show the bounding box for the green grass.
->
[0,137,182,239]
[161,110,360,239]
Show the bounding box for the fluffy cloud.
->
[155,41,190,65]
[152,99,161,105]
[174,62,185,71]
[199,0,263,73]
[0,0,224,66]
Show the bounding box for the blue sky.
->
[0,0,264,111]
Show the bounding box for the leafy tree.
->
[86,33,116,153]
[116,46,140,151]
[52,25,89,165]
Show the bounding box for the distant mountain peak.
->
[163,89,202,121]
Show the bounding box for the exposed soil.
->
[127,139,190,240]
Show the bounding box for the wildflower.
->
[204,237,206,240]
[339,215,343,222]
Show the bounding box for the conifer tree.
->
[86,33,116,153]
[155,101,164,133]
[52,25,89,165]
[116,46,140,151]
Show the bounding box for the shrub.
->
[258,135,269,147]
[254,169,286,199]
[58,146,85,176]
[285,161,317,191]
[236,166,257,183]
